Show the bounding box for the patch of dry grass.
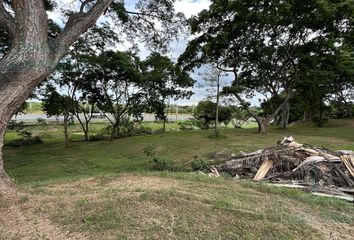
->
[10,174,353,240]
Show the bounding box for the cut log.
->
[341,155,354,178]
[254,158,274,181]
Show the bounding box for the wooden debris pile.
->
[213,137,354,200]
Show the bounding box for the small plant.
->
[18,129,32,139]
[6,126,43,147]
[143,144,156,157]
[149,155,172,171]
[143,144,184,171]
[36,118,47,126]
[191,158,209,171]
[178,118,201,131]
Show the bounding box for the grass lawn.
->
[1,119,354,239]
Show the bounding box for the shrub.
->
[191,158,209,171]
[6,136,43,147]
[89,135,108,141]
[102,121,153,138]
[143,144,156,157]
[178,118,201,131]
[6,127,43,147]
[143,144,185,172]
[36,118,47,126]
[149,155,172,171]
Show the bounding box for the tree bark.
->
[256,117,269,134]
[84,122,89,141]
[63,117,69,148]
[0,0,113,181]
[215,74,220,137]
[282,101,290,129]
[0,124,11,185]
[163,118,166,133]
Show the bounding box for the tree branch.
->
[51,0,113,60]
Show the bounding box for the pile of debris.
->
[212,137,354,201]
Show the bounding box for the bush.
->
[178,118,201,131]
[143,144,185,172]
[6,136,43,147]
[149,155,172,171]
[102,121,153,138]
[89,134,108,141]
[191,158,209,171]
[143,144,156,157]
[36,118,47,126]
[5,127,43,147]
[7,120,24,131]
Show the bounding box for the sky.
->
[48,0,262,106]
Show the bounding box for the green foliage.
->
[4,119,354,183]
[178,118,201,131]
[102,121,152,138]
[142,52,195,124]
[229,106,250,128]
[191,158,209,171]
[5,127,43,148]
[36,118,47,126]
[194,101,232,129]
[143,144,156,158]
[179,0,354,131]
[143,144,184,171]
[148,155,173,171]
[41,86,73,118]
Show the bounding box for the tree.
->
[88,50,145,140]
[179,0,354,134]
[0,0,185,183]
[194,100,232,129]
[42,85,74,148]
[51,25,118,141]
[199,66,227,136]
[330,46,354,118]
[142,53,195,133]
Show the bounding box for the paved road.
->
[12,113,192,122]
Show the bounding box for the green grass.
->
[2,119,354,239]
[4,119,354,183]
[17,173,354,240]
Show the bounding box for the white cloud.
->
[175,0,211,18]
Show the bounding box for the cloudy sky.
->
[48,0,261,106]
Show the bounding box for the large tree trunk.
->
[256,117,269,134]
[0,17,52,186]
[0,124,10,185]
[0,0,113,184]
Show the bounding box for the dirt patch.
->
[1,175,353,239]
[0,184,87,240]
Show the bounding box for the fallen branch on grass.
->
[210,137,354,201]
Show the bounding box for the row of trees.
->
[41,27,194,145]
[0,0,353,183]
[179,0,354,133]
[0,0,189,183]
